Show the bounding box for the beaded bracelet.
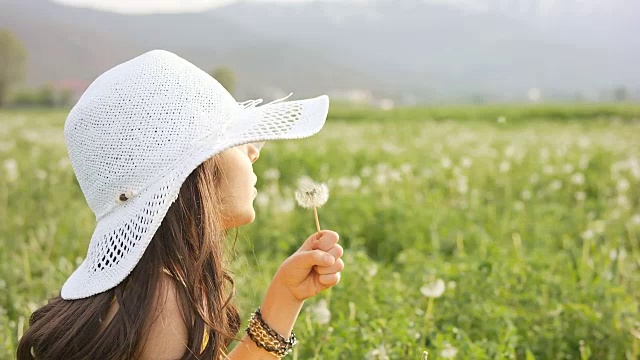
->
[246,307,298,358]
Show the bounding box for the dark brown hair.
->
[17,155,241,360]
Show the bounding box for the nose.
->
[248,143,261,163]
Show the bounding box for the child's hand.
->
[272,230,344,302]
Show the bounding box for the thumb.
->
[299,230,339,252]
[287,249,335,271]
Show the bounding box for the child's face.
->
[218,142,262,229]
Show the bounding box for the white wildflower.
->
[550,180,563,191]
[57,157,71,170]
[571,173,586,186]
[254,193,270,208]
[456,176,469,194]
[543,165,554,175]
[360,166,373,177]
[263,168,280,181]
[497,116,507,123]
[277,198,295,213]
[617,178,630,193]
[440,343,459,359]
[617,195,630,208]
[367,344,389,360]
[575,192,586,202]
[367,263,378,278]
[579,155,590,170]
[460,157,472,169]
[388,170,402,183]
[520,190,532,201]
[400,163,413,174]
[309,299,331,325]
[582,229,594,240]
[420,279,445,298]
[441,157,452,169]
[499,161,511,173]
[35,169,47,181]
[563,164,575,174]
[3,159,19,182]
[529,173,540,184]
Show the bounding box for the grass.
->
[1,103,639,359]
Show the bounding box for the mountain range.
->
[1,0,638,103]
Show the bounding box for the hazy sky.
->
[52,0,613,15]
[53,0,314,13]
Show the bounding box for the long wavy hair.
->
[17,155,241,360]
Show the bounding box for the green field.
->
[1,104,640,359]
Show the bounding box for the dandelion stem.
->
[423,297,435,333]
[314,207,321,235]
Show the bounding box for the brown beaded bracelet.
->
[246,307,298,358]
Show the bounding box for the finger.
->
[300,230,339,252]
[315,258,344,275]
[310,231,339,251]
[289,249,335,270]
[325,244,343,260]
[318,272,341,287]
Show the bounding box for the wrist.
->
[259,279,304,338]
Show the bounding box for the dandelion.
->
[262,168,280,181]
[400,163,413,174]
[3,159,19,183]
[421,279,445,330]
[254,193,270,208]
[440,343,459,359]
[499,161,511,173]
[295,177,329,235]
[308,299,331,325]
[529,173,540,184]
[582,229,594,240]
[571,173,586,186]
[277,198,295,213]
[35,169,47,181]
[617,178,630,193]
[367,344,389,360]
[563,164,575,174]
[550,180,563,191]
[543,165,554,175]
[421,279,445,298]
[460,157,472,168]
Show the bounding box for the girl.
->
[16,49,344,360]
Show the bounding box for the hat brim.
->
[61,95,329,299]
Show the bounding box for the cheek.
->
[219,188,256,229]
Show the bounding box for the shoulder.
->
[137,273,189,360]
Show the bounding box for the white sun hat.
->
[61,49,329,300]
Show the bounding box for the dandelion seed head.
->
[294,177,329,209]
[440,344,459,359]
[571,173,586,186]
[309,299,331,325]
[420,279,446,298]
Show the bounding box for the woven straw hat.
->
[61,49,329,299]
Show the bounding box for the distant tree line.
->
[1,28,238,108]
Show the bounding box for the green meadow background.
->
[1,104,639,359]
